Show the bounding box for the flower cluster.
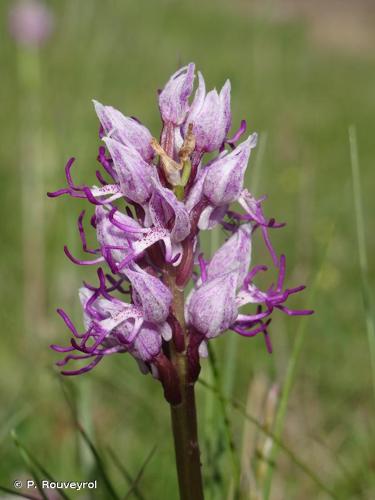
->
[49,64,312,403]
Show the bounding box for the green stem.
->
[170,385,204,500]
[166,272,204,500]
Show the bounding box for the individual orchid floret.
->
[78,286,143,339]
[103,137,154,205]
[51,269,176,376]
[235,255,313,321]
[124,266,172,324]
[51,288,143,376]
[203,134,257,206]
[187,272,238,339]
[93,100,155,162]
[149,177,191,244]
[130,323,163,362]
[64,206,142,269]
[237,189,285,230]
[99,206,182,271]
[184,72,231,152]
[206,223,252,287]
[158,63,195,125]
[189,135,257,230]
[47,157,123,205]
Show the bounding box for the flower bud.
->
[187,272,238,338]
[130,324,162,362]
[103,137,153,204]
[158,63,195,125]
[125,268,172,324]
[207,224,252,287]
[203,134,257,206]
[184,72,231,152]
[93,100,154,162]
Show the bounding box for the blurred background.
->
[1,0,374,498]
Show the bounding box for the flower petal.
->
[158,63,195,125]
[187,272,238,338]
[207,224,252,286]
[149,178,191,242]
[103,137,153,204]
[203,134,257,206]
[93,100,154,161]
[125,267,172,324]
[184,73,231,152]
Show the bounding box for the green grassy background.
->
[1,0,374,498]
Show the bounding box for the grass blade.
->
[107,447,137,488]
[123,445,156,500]
[76,423,120,500]
[58,377,120,500]
[107,447,145,500]
[198,379,338,499]
[262,220,336,500]
[0,406,30,446]
[207,344,240,497]
[349,125,375,399]
[0,485,40,500]
[11,430,49,500]
[12,430,71,500]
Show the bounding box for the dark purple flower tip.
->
[64,245,104,266]
[61,355,103,376]
[226,119,247,148]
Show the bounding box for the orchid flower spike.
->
[49,63,312,404]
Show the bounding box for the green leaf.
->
[76,423,120,500]
[349,125,375,400]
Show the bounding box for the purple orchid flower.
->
[158,63,195,126]
[51,268,172,376]
[203,134,258,206]
[93,100,155,162]
[184,72,231,152]
[103,137,154,205]
[49,64,312,404]
[187,228,313,358]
